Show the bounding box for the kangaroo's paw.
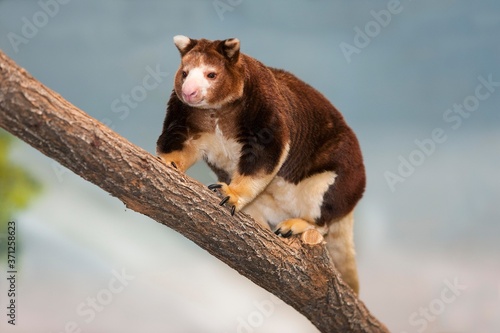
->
[274,218,315,238]
[208,182,243,216]
[157,150,197,173]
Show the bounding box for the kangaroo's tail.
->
[324,210,359,295]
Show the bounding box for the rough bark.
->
[0,50,389,333]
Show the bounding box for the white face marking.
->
[181,65,217,108]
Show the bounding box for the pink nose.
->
[182,81,199,102]
[182,88,198,101]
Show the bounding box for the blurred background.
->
[0,0,499,332]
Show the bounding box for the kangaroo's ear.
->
[219,38,240,63]
[173,35,197,56]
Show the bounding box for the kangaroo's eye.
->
[182,71,188,78]
[207,72,217,79]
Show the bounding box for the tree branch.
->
[0,50,388,333]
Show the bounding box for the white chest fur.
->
[198,123,242,175]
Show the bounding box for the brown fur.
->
[157,36,366,294]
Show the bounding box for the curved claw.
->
[219,196,230,206]
[170,161,178,169]
[274,228,293,238]
[208,183,223,191]
[207,183,237,216]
